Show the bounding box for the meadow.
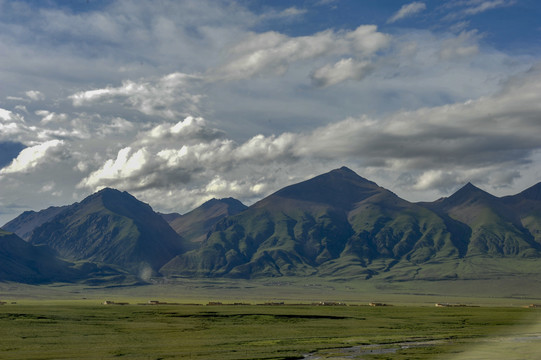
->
[0,301,540,359]
[2,277,541,359]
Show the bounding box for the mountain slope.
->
[2,205,69,240]
[29,188,186,275]
[161,167,458,278]
[0,229,75,283]
[167,198,247,245]
[421,183,540,257]
[502,182,541,246]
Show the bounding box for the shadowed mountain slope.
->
[0,229,75,283]
[29,188,186,275]
[3,205,69,240]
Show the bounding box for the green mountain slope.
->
[421,183,540,257]
[29,188,186,275]
[161,167,459,278]
[167,198,247,246]
[502,182,541,246]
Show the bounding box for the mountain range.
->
[2,167,541,284]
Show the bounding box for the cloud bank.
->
[0,0,538,223]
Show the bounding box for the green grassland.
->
[0,302,540,360]
[2,274,541,359]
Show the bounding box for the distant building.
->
[369,302,388,307]
[313,301,346,306]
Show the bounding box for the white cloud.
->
[300,65,541,190]
[77,64,541,199]
[279,7,307,17]
[78,117,299,192]
[311,58,372,87]
[6,96,26,102]
[97,117,134,136]
[141,116,223,144]
[0,108,24,123]
[388,2,426,23]
[25,90,44,101]
[261,7,307,19]
[35,110,68,124]
[0,140,64,175]
[0,0,539,225]
[0,108,30,141]
[439,30,480,60]
[463,0,516,15]
[70,73,203,119]
[212,25,389,81]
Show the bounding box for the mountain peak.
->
[29,187,185,274]
[254,166,383,211]
[200,197,247,211]
[513,182,541,201]
[461,182,479,192]
[168,197,247,244]
[328,166,378,186]
[441,182,496,209]
[94,187,130,200]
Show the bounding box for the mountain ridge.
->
[161,167,464,278]
[4,167,541,283]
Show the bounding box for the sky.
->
[1,0,541,224]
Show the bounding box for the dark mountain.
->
[167,198,247,245]
[159,212,182,223]
[161,167,460,278]
[0,229,75,283]
[29,188,186,275]
[3,205,69,240]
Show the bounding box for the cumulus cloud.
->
[0,140,65,175]
[212,25,389,81]
[298,65,541,191]
[311,58,373,87]
[97,117,135,136]
[35,110,68,124]
[77,114,300,193]
[77,64,541,199]
[139,116,224,145]
[0,108,30,141]
[388,2,426,23]
[0,108,24,123]
[0,141,26,169]
[1,0,539,225]
[70,73,203,119]
[25,90,44,101]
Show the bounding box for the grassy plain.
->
[0,302,540,360]
[2,276,541,359]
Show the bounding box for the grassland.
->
[0,302,540,360]
[2,276,541,359]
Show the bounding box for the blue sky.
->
[1,0,541,224]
